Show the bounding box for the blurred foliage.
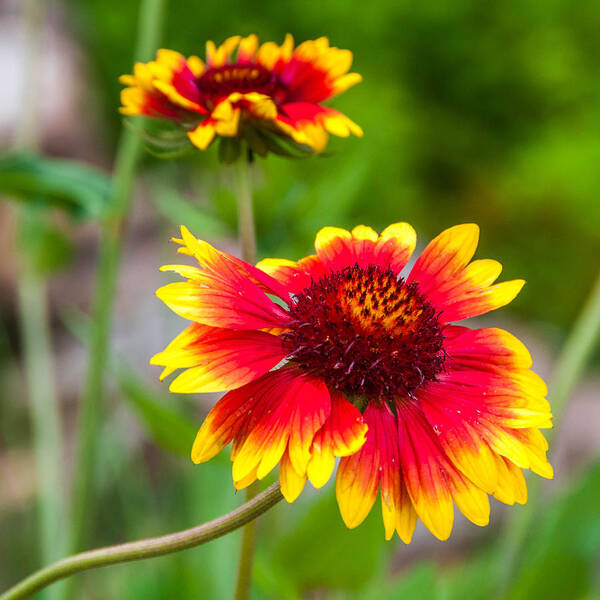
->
[271,489,386,591]
[0,152,114,276]
[148,175,232,239]
[117,368,197,457]
[0,152,113,220]
[505,460,600,600]
[17,209,74,276]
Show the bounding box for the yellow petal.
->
[380,222,417,256]
[279,451,307,503]
[188,122,216,149]
[314,226,351,254]
[350,225,378,241]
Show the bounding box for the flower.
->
[152,223,553,542]
[119,35,362,156]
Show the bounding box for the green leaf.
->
[0,152,113,220]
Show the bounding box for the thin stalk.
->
[69,0,166,557]
[15,2,65,599]
[18,261,66,597]
[0,484,283,600]
[234,150,257,264]
[497,271,600,595]
[544,271,600,440]
[234,482,260,600]
[232,151,260,600]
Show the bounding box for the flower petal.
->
[150,322,288,393]
[408,224,524,321]
[419,351,552,505]
[206,36,241,67]
[408,224,480,290]
[396,402,455,541]
[191,376,271,464]
[375,404,417,542]
[174,225,289,297]
[306,391,367,488]
[443,326,533,370]
[276,103,361,151]
[188,121,216,149]
[279,449,307,503]
[156,226,290,330]
[237,34,259,62]
[119,49,207,119]
[314,222,416,274]
[493,456,528,505]
[276,37,360,103]
[227,368,331,485]
[336,402,416,542]
[256,255,329,294]
[335,423,380,529]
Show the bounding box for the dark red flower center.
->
[196,65,288,106]
[283,264,446,402]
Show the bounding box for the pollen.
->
[283,264,446,401]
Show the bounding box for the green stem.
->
[232,151,260,600]
[17,262,66,597]
[497,271,600,595]
[15,2,66,599]
[234,151,257,264]
[544,271,600,439]
[68,0,166,558]
[233,482,260,600]
[0,484,283,600]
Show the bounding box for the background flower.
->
[152,223,552,542]
[120,34,362,156]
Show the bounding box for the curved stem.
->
[69,0,166,558]
[0,484,283,600]
[497,271,600,595]
[232,151,259,600]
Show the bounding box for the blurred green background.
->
[1,0,599,599]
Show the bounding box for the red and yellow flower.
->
[120,35,362,155]
[152,223,553,541]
